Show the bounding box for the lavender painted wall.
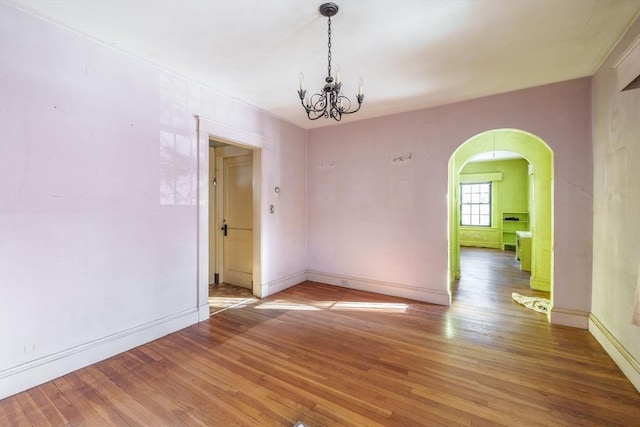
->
[0,3,307,398]
[307,78,593,321]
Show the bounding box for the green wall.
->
[459,158,529,248]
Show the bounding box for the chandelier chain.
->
[327,17,332,78]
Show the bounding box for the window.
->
[460,182,491,226]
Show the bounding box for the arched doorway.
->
[448,129,554,317]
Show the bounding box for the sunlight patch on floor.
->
[254,300,324,311]
[209,296,258,315]
[330,301,408,313]
[254,300,408,313]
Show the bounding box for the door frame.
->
[196,116,264,321]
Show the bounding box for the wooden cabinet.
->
[502,212,529,250]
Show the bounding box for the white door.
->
[222,154,253,288]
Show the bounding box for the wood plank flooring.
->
[209,283,257,315]
[2,248,639,426]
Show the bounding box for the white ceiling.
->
[10,0,640,129]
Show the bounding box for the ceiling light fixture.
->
[298,2,364,121]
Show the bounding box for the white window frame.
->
[460,182,492,227]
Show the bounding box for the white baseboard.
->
[261,270,307,298]
[0,308,199,400]
[549,307,589,329]
[198,303,211,321]
[306,271,451,306]
[589,314,640,393]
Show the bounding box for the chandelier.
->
[297,2,364,121]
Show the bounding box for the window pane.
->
[460,182,491,227]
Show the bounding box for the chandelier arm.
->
[303,99,324,119]
[309,93,328,112]
[301,92,330,119]
[299,91,326,120]
[338,98,364,115]
[308,113,326,120]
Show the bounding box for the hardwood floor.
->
[2,248,639,426]
[209,283,257,315]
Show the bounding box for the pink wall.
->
[0,3,307,398]
[307,78,593,321]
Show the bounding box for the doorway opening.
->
[447,129,554,319]
[208,139,258,315]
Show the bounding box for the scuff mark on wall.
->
[561,175,593,196]
[391,152,412,163]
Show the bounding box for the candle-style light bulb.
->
[335,65,341,84]
[358,77,363,96]
[299,72,305,91]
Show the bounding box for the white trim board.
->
[589,314,640,393]
[306,271,451,306]
[549,307,589,329]
[261,271,307,298]
[0,309,199,400]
